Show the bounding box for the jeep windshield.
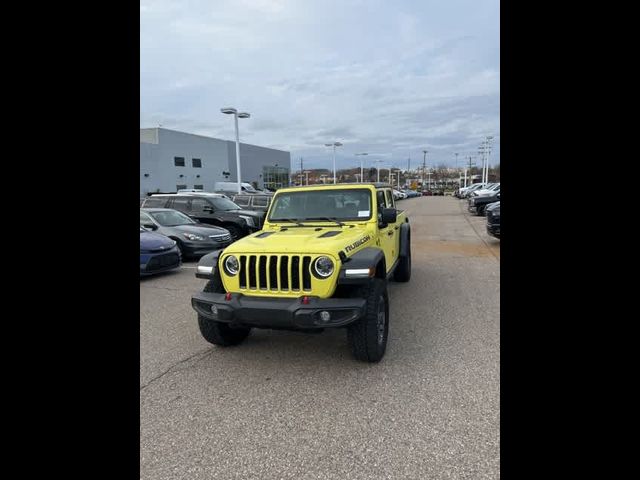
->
[269,189,372,222]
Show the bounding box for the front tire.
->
[197,276,251,346]
[347,278,389,363]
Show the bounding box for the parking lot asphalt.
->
[140,196,500,479]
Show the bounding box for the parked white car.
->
[393,189,407,200]
[471,183,500,197]
[459,183,489,198]
[214,182,260,194]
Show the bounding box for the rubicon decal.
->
[344,235,371,253]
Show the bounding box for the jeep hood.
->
[223,225,374,256]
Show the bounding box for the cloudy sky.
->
[140,0,499,171]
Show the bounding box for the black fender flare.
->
[337,247,386,285]
[195,249,224,280]
[399,222,411,257]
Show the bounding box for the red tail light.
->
[302,296,310,305]
[225,293,232,301]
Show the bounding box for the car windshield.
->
[269,189,372,222]
[149,210,195,226]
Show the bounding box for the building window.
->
[176,184,187,190]
[193,184,203,190]
[174,157,185,167]
[192,158,202,168]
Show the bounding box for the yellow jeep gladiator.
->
[191,183,411,362]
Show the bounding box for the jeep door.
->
[376,190,396,272]
[384,189,401,264]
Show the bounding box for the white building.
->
[140,128,291,197]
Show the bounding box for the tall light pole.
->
[221,107,251,194]
[422,150,428,190]
[373,159,384,182]
[355,152,368,183]
[325,142,343,184]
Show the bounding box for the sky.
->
[140,0,500,172]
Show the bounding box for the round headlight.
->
[224,255,239,275]
[313,256,334,278]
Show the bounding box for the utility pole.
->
[478,143,484,184]
[485,136,494,183]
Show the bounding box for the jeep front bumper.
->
[191,292,366,330]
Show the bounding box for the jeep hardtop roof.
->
[278,183,392,193]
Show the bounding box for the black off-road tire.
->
[347,278,389,363]
[394,234,411,282]
[197,276,251,346]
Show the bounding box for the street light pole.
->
[221,107,251,194]
[373,159,383,182]
[325,142,343,184]
[422,150,428,190]
[355,153,368,183]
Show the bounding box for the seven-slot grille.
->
[237,255,313,292]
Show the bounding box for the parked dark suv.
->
[141,193,263,240]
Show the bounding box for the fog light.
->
[210,305,218,316]
[319,311,331,322]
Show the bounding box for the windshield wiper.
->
[272,218,306,227]
[303,217,345,227]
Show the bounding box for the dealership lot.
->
[140,196,499,479]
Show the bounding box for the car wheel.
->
[197,275,251,346]
[347,278,389,363]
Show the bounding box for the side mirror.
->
[142,223,157,230]
[203,206,215,213]
[381,208,397,224]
